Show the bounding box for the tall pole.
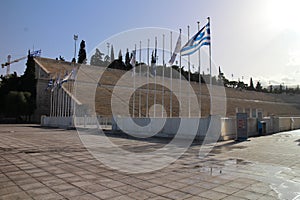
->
[162,34,165,117]
[197,21,201,118]
[107,43,110,62]
[170,31,173,118]
[139,41,142,117]
[53,89,56,117]
[74,35,78,61]
[154,36,157,118]
[188,25,191,118]
[146,39,149,117]
[208,17,212,92]
[50,90,53,117]
[6,55,11,76]
[179,28,182,117]
[133,44,136,117]
[58,87,61,117]
[61,89,64,117]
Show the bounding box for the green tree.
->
[103,55,110,67]
[78,40,87,64]
[110,45,115,61]
[237,81,247,89]
[90,48,104,66]
[0,51,36,120]
[4,91,31,121]
[118,49,122,62]
[125,49,131,69]
[255,81,263,92]
[0,73,20,114]
[269,85,273,93]
[218,66,229,86]
[20,51,37,117]
[248,77,255,90]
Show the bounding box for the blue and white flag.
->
[180,22,210,56]
[51,75,61,92]
[30,50,42,57]
[169,34,181,65]
[61,70,74,85]
[45,78,53,91]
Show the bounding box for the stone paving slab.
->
[0,124,300,199]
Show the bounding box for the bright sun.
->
[265,0,300,32]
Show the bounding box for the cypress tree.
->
[78,40,87,64]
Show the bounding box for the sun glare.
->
[266,0,300,32]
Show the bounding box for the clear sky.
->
[1,0,300,86]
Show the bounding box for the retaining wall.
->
[41,115,300,141]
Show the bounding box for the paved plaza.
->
[0,124,300,200]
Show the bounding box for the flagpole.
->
[179,28,182,117]
[162,34,165,118]
[208,17,212,92]
[53,85,56,117]
[58,88,61,117]
[50,90,53,117]
[146,39,149,117]
[65,89,68,117]
[65,85,68,117]
[53,89,56,117]
[170,31,172,118]
[68,82,71,116]
[62,89,65,117]
[154,36,157,118]
[133,44,136,117]
[197,21,201,118]
[64,88,67,117]
[188,25,191,118]
[139,41,142,118]
[60,88,63,117]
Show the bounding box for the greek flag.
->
[61,70,74,85]
[30,50,42,57]
[180,22,210,56]
[51,75,61,92]
[45,78,53,91]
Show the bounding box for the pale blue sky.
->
[1,0,300,86]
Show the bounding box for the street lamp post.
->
[74,34,78,61]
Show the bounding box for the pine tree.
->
[90,48,104,66]
[78,40,87,64]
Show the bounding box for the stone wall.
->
[33,63,51,122]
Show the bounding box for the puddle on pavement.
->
[210,145,247,154]
[194,157,300,200]
[195,158,252,176]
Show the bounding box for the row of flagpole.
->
[49,83,73,117]
[46,17,211,119]
[130,17,211,118]
[46,67,76,118]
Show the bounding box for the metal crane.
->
[1,50,41,76]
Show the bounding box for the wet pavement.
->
[0,124,300,200]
